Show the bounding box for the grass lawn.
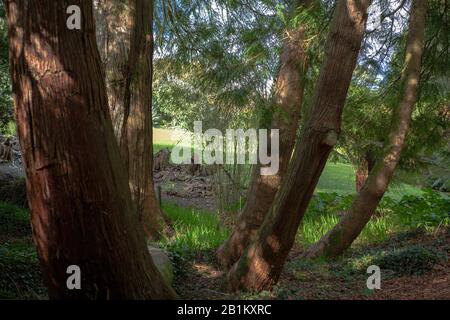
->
[153,128,424,199]
[317,162,424,199]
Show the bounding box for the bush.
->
[393,189,450,231]
[0,201,30,238]
[0,177,28,208]
[0,239,45,299]
[372,245,447,276]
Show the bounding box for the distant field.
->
[317,162,423,199]
[153,128,177,153]
[153,128,424,199]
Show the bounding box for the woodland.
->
[0,0,449,300]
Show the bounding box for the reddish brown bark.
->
[355,152,375,192]
[5,0,176,299]
[304,0,428,260]
[216,0,311,268]
[95,0,169,239]
[226,0,372,292]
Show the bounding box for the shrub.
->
[372,245,447,276]
[0,177,28,208]
[0,239,45,299]
[393,188,450,231]
[0,201,30,238]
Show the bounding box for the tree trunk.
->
[95,0,169,240]
[355,152,375,192]
[226,0,372,292]
[303,0,428,260]
[94,0,131,137]
[4,0,176,299]
[216,0,311,268]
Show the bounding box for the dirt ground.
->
[173,229,450,300]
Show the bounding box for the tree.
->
[95,0,169,239]
[0,2,12,133]
[303,0,428,259]
[216,0,313,268]
[4,0,176,299]
[226,0,372,292]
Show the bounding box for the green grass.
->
[0,238,45,299]
[158,202,229,255]
[0,201,31,238]
[153,128,425,199]
[317,162,424,199]
[298,213,398,248]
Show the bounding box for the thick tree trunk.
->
[216,0,311,268]
[303,0,428,260]
[226,0,371,292]
[94,0,131,137]
[95,0,169,239]
[5,0,176,299]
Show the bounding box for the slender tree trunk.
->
[216,0,311,268]
[303,0,428,259]
[4,0,176,299]
[226,0,371,292]
[95,0,169,239]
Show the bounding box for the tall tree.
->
[216,0,312,268]
[95,0,169,239]
[4,0,175,298]
[303,0,428,259]
[226,0,372,292]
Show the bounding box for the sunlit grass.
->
[297,213,400,248]
[159,202,229,254]
[316,162,423,199]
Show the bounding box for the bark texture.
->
[226,0,372,292]
[303,0,428,259]
[355,152,375,192]
[5,0,176,299]
[95,0,168,239]
[216,0,311,268]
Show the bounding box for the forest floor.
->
[172,228,450,300]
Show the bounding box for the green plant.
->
[0,239,46,299]
[372,245,447,276]
[158,203,229,256]
[393,188,450,231]
[298,193,398,247]
[0,177,28,208]
[0,201,30,238]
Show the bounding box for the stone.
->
[147,246,174,286]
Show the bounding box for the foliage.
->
[392,189,450,231]
[372,245,447,276]
[158,202,229,256]
[298,189,449,248]
[298,192,398,247]
[0,2,13,134]
[0,177,28,208]
[0,239,45,299]
[0,201,30,238]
